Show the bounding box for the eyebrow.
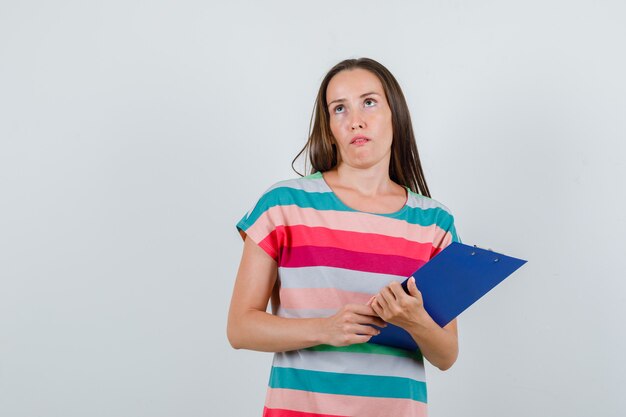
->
[327,92,381,107]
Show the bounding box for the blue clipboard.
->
[368,242,527,351]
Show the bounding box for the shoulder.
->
[403,189,457,230]
[240,173,329,225]
[249,172,328,208]
[260,172,328,197]
[405,189,455,217]
[404,190,460,242]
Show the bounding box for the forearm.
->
[228,303,385,352]
[406,313,458,371]
[227,309,326,352]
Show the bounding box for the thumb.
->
[407,276,420,297]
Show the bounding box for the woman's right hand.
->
[322,304,387,347]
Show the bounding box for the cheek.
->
[329,118,344,141]
[372,113,393,137]
[381,115,393,138]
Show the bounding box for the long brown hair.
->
[292,57,431,197]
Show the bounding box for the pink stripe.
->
[263,225,434,260]
[246,206,451,250]
[264,406,347,417]
[280,246,426,276]
[279,288,373,310]
[265,388,427,417]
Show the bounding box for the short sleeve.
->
[431,205,461,258]
[236,187,283,262]
[443,214,461,246]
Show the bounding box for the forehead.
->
[326,68,385,103]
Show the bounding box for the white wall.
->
[1,1,625,416]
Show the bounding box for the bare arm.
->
[370,278,458,370]
[227,236,387,352]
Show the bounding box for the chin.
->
[347,159,381,170]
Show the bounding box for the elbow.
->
[437,361,455,371]
[226,320,244,350]
[435,349,458,371]
[227,333,242,350]
[227,309,263,350]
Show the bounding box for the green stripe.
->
[269,366,427,402]
[239,187,455,232]
[308,172,323,179]
[306,343,423,360]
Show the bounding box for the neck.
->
[333,158,395,197]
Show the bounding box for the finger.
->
[372,297,391,320]
[353,324,380,336]
[407,276,422,298]
[366,295,375,306]
[379,286,396,305]
[351,334,374,344]
[374,293,390,311]
[348,303,379,317]
[352,306,387,327]
[371,317,387,327]
[388,281,407,299]
[358,314,387,328]
[369,299,385,321]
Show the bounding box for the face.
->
[326,68,393,170]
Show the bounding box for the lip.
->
[350,135,371,144]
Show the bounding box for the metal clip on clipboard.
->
[471,244,500,263]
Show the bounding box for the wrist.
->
[309,317,328,346]
[405,308,437,334]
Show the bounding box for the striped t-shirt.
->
[236,171,460,417]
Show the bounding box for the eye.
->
[364,98,377,107]
[333,105,345,114]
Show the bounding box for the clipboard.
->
[368,242,527,351]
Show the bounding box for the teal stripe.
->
[238,186,456,233]
[268,366,427,403]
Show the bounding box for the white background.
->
[1,1,625,416]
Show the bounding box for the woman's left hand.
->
[369,277,429,331]
[369,276,459,370]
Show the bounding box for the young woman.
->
[228,58,460,417]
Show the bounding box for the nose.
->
[350,111,366,130]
